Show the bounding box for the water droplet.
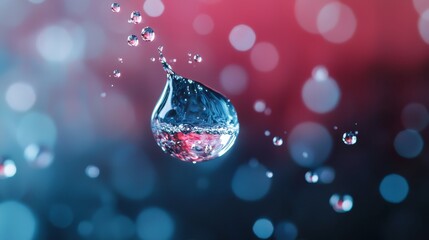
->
[111,3,120,12]
[0,157,17,179]
[118,57,123,63]
[266,171,273,178]
[187,60,192,64]
[329,194,353,213]
[113,69,121,78]
[151,47,239,163]
[172,58,177,63]
[127,35,139,47]
[193,54,202,63]
[342,131,357,145]
[128,11,142,24]
[141,26,155,42]
[272,136,283,146]
[85,165,100,178]
[264,130,271,136]
[304,171,319,183]
[24,144,54,168]
[150,57,156,62]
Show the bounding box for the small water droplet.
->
[187,53,192,57]
[188,60,192,64]
[24,144,54,168]
[128,11,142,24]
[118,57,123,63]
[272,136,283,146]
[172,58,177,63]
[342,131,357,145]
[127,35,139,46]
[111,3,120,12]
[264,130,271,136]
[112,69,121,78]
[305,171,319,183]
[193,54,202,63]
[266,171,273,178]
[330,194,353,213]
[150,57,156,62]
[141,26,155,42]
[151,47,239,163]
[0,157,17,179]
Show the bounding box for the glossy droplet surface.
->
[111,3,120,12]
[342,131,357,145]
[0,157,17,179]
[193,54,202,63]
[151,47,239,163]
[128,11,142,24]
[272,136,283,146]
[329,194,353,213]
[113,69,121,78]
[141,27,155,42]
[127,35,139,46]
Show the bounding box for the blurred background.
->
[0,0,429,239]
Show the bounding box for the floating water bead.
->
[0,157,17,179]
[113,69,121,78]
[151,47,239,163]
[329,194,353,213]
[127,35,139,46]
[342,131,357,145]
[272,136,283,146]
[193,54,202,63]
[128,11,142,24]
[141,27,155,42]
[111,3,120,12]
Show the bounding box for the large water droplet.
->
[111,3,120,13]
[128,11,142,24]
[141,26,155,42]
[127,35,139,47]
[151,47,239,163]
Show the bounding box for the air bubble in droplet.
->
[24,144,54,168]
[128,11,142,24]
[151,47,239,163]
[272,136,283,146]
[342,131,357,145]
[111,3,120,12]
[127,35,139,46]
[141,26,155,42]
[0,157,17,179]
[113,69,121,78]
[193,54,202,63]
[329,194,353,213]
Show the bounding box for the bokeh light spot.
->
[5,82,36,112]
[379,174,409,203]
[219,64,248,95]
[0,201,37,240]
[137,207,175,240]
[193,14,214,35]
[250,42,279,72]
[253,218,274,239]
[394,129,424,158]
[231,161,272,201]
[229,24,256,51]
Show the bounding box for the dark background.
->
[0,0,428,239]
